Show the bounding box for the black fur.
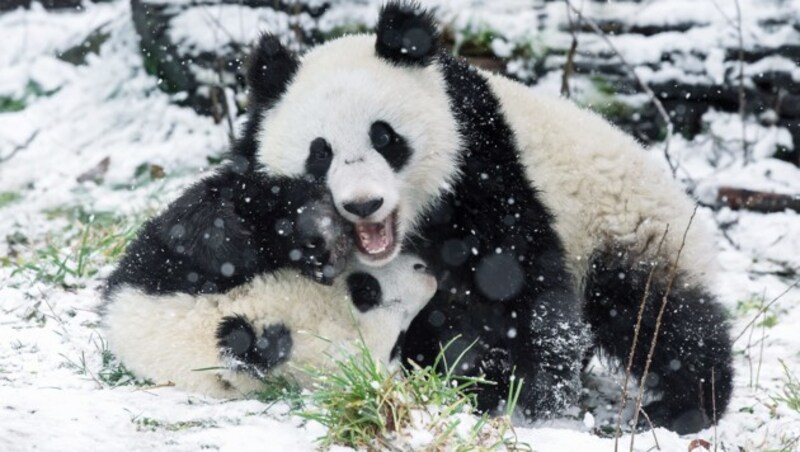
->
[104,162,350,297]
[247,33,299,107]
[217,315,292,374]
[346,272,383,313]
[402,51,589,419]
[370,121,412,171]
[306,137,333,180]
[390,330,407,362]
[584,249,733,434]
[374,1,440,67]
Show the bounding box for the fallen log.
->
[717,186,800,213]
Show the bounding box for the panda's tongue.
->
[355,217,393,255]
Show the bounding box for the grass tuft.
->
[772,360,800,414]
[297,338,530,450]
[7,207,143,287]
[251,375,305,411]
[61,336,152,388]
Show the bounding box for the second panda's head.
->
[243,1,460,267]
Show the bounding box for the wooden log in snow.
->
[717,187,800,213]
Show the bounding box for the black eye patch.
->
[369,121,412,172]
[346,272,383,312]
[306,137,333,180]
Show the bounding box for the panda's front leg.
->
[216,315,293,378]
[484,287,590,420]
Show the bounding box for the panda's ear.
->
[375,1,440,67]
[246,34,299,105]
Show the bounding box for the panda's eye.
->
[369,121,394,149]
[369,121,412,172]
[306,137,332,180]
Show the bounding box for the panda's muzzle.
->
[353,209,399,261]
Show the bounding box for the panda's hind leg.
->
[583,248,733,434]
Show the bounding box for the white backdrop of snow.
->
[0,1,799,451]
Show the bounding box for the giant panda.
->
[103,253,436,396]
[241,1,734,434]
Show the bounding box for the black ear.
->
[246,34,299,105]
[375,1,440,67]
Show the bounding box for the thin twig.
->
[733,0,748,164]
[638,408,661,451]
[733,278,800,343]
[755,307,767,388]
[709,0,748,163]
[0,130,39,164]
[630,207,697,451]
[563,0,677,178]
[745,291,765,388]
[215,58,235,144]
[613,226,669,452]
[560,0,580,98]
[712,367,718,452]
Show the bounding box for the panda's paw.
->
[216,315,293,377]
[475,348,513,414]
[515,368,581,421]
[638,400,710,435]
[295,195,354,284]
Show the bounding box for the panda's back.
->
[484,73,716,285]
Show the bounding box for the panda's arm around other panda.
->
[104,163,350,298]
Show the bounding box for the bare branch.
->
[733,278,800,343]
[733,0,749,164]
[561,0,580,98]
[712,367,718,452]
[563,0,677,178]
[630,207,697,451]
[613,226,669,452]
[0,130,39,164]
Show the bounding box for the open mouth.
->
[353,209,399,261]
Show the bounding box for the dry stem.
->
[613,226,669,452]
[733,278,800,343]
[564,0,677,178]
[629,207,697,451]
[560,0,580,98]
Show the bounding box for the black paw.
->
[475,348,513,414]
[639,401,710,435]
[216,315,293,376]
[295,195,353,284]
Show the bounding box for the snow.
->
[169,5,292,53]
[2,1,800,451]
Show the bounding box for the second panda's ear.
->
[375,1,440,67]
[246,34,299,105]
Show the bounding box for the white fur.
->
[257,35,462,266]
[102,255,436,397]
[256,34,717,286]
[485,73,717,285]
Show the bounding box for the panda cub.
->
[102,254,435,396]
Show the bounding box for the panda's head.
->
[345,253,437,316]
[244,1,460,266]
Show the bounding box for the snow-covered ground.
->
[1,1,799,451]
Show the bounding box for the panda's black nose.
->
[343,198,383,218]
